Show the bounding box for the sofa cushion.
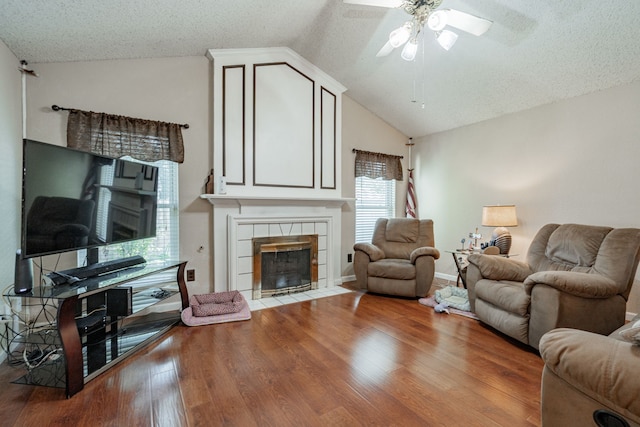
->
[475,299,530,343]
[385,218,419,243]
[475,279,530,316]
[368,258,415,280]
[545,224,611,268]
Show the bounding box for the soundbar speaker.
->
[14,249,33,294]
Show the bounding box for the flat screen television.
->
[21,139,159,259]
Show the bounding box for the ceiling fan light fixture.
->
[427,10,448,31]
[389,22,412,48]
[401,38,418,61]
[437,30,458,50]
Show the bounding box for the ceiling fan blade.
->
[445,9,493,36]
[343,0,403,8]
[376,41,395,57]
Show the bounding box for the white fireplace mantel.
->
[200,194,354,208]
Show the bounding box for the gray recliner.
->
[466,223,640,350]
[353,218,440,298]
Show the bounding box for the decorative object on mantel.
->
[217,176,227,195]
[52,104,187,163]
[204,169,214,194]
[482,205,518,255]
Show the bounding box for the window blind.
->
[355,176,396,243]
[79,159,179,285]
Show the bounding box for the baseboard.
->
[435,272,457,282]
[341,275,356,284]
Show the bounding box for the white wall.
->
[25,57,213,295]
[0,41,22,303]
[340,96,408,278]
[0,40,22,361]
[22,55,402,294]
[414,80,640,314]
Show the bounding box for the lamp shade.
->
[427,10,448,31]
[436,30,458,51]
[401,38,418,61]
[389,23,412,48]
[482,205,518,227]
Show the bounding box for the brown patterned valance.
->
[354,149,403,181]
[66,109,185,163]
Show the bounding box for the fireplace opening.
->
[253,235,318,299]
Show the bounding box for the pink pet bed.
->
[181,291,251,326]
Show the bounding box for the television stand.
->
[5,260,189,397]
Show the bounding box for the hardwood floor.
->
[0,288,544,426]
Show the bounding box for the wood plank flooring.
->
[0,288,544,426]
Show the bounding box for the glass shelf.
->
[4,260,188,397]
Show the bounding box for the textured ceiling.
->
[1,0,640,137]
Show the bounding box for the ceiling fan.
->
[344,0,492,61]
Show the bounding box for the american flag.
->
[405,169,417,218]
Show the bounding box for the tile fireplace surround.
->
[202,195,351,303]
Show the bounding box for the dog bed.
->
[434,285,472,312]
[181,291,251,326]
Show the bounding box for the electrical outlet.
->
[186,269,195,282]
[347,253,353,263]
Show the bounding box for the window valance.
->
[66,109,185,163]
[354,149,403,181]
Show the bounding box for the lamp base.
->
[490,227,512,255]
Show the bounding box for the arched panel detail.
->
[223,65,245,185]
[320,87,337,189]
[253,62,315,188]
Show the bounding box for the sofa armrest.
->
[523,271,619,298]
[467,254,532,281]
[353,242,385,262]
[410,247,440,264]
[540,328,640,420]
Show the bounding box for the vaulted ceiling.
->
[1,0,639,137]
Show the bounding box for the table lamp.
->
[482,205,518,254]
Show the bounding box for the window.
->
[79,158,179,267]
[68,108,183,283]
[353,149,402,243]
[355,176,396,243]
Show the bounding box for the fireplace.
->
[253,235,318,299]
[203,196,350,297]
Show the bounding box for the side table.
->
[447,249,478,288]
[447,249,516,289]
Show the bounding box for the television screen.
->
[21,139,159,259]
